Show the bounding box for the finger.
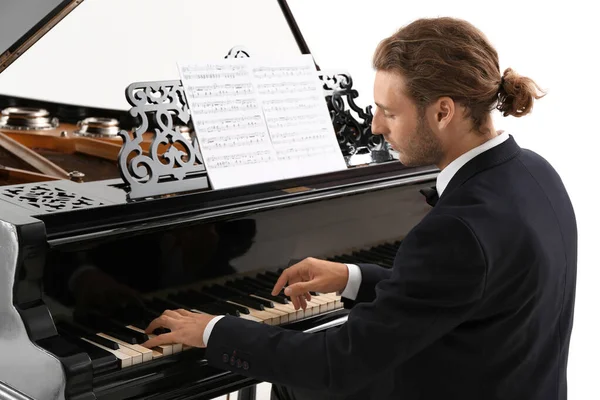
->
[163,309,182,319]
[174,308,194,317]
[305,292,312,302]
[272,269,290,295]
[145,315,175,334]
[142,332,177,349]
[284,281,309,297]
[291,295,300,310]
[299,294,307,311]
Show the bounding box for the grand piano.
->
[0,1,439,399]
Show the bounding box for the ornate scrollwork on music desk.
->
[318,71,393,166]
[225,45,251,59]
[1,184,104,212]
[117,80,209,200]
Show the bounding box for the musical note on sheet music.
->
[177,55,347,190]
[252,56,347,176]
[178,59,280,189]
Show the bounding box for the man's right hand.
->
[271,257,349,311]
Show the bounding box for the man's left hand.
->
[142,309,215,349]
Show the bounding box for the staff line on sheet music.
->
[177,56,347,188]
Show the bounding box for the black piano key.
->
[266,270,317,296]
[128,320,170,336]
[372,245,398,257]
[143,298,184,335]
[251,275,276,287]
[338,257,356,264]
[139,306,163,325]
[267,270,317,295]
[243,276,279,292]
[229,295,267,310]
[249,290,290,304]
[258,272,278,284]
[136,298,185,335]
[238,277,268,291]
[247,277,293,300]
[258,273,293,290]
[184,289,228,307]
[269,270,320,296]
[57,320,119,350]
[75,313,148,345]
[381,243,401,252]
[327,255,352,264]
[219,286,275,311]
[169,291,208,306]
[109,305,154,329]
[186,290,246,315]
[228,279,289,304]
[237,278,289,301]
[166,292,202,308]
[148,297,190,313]
[370,249,396,261]
[197,287,257,313]
[254,290,289,304]
[373,253,396,263]
[208,285,267,310]
[265,270,282,280]
[363,247,395,259]
[57,325,119,374]
[223,282,275,308]
[103,316,150,344]
[352,251,390,266]
[169,292,238,316]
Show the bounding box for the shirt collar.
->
[436,131,509,197]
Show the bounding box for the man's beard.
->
[400,113,443,167]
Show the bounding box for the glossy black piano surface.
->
[0,163,436,400]
[0,1,439,399]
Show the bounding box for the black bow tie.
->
[419,186,439,206]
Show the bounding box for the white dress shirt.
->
[203,132,509,346]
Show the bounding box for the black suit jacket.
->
[205,135,577,400]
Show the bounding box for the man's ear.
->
[432,96,455,129]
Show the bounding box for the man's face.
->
[372,70,443,167]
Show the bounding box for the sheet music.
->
[253,55,347,177]
[178,59,281,189]
[178,55,347,189]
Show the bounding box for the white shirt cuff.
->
[339,263,362,300]
[203,315,225,346]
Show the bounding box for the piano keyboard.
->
[53,240,401,375]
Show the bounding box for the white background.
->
[225,0,599,399]
[2,0,596,398]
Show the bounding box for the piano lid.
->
[0,0,309,111]
[0,0,82,74]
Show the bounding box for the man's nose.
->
[371,110,387,136]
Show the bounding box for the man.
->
[142,17,577,400]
